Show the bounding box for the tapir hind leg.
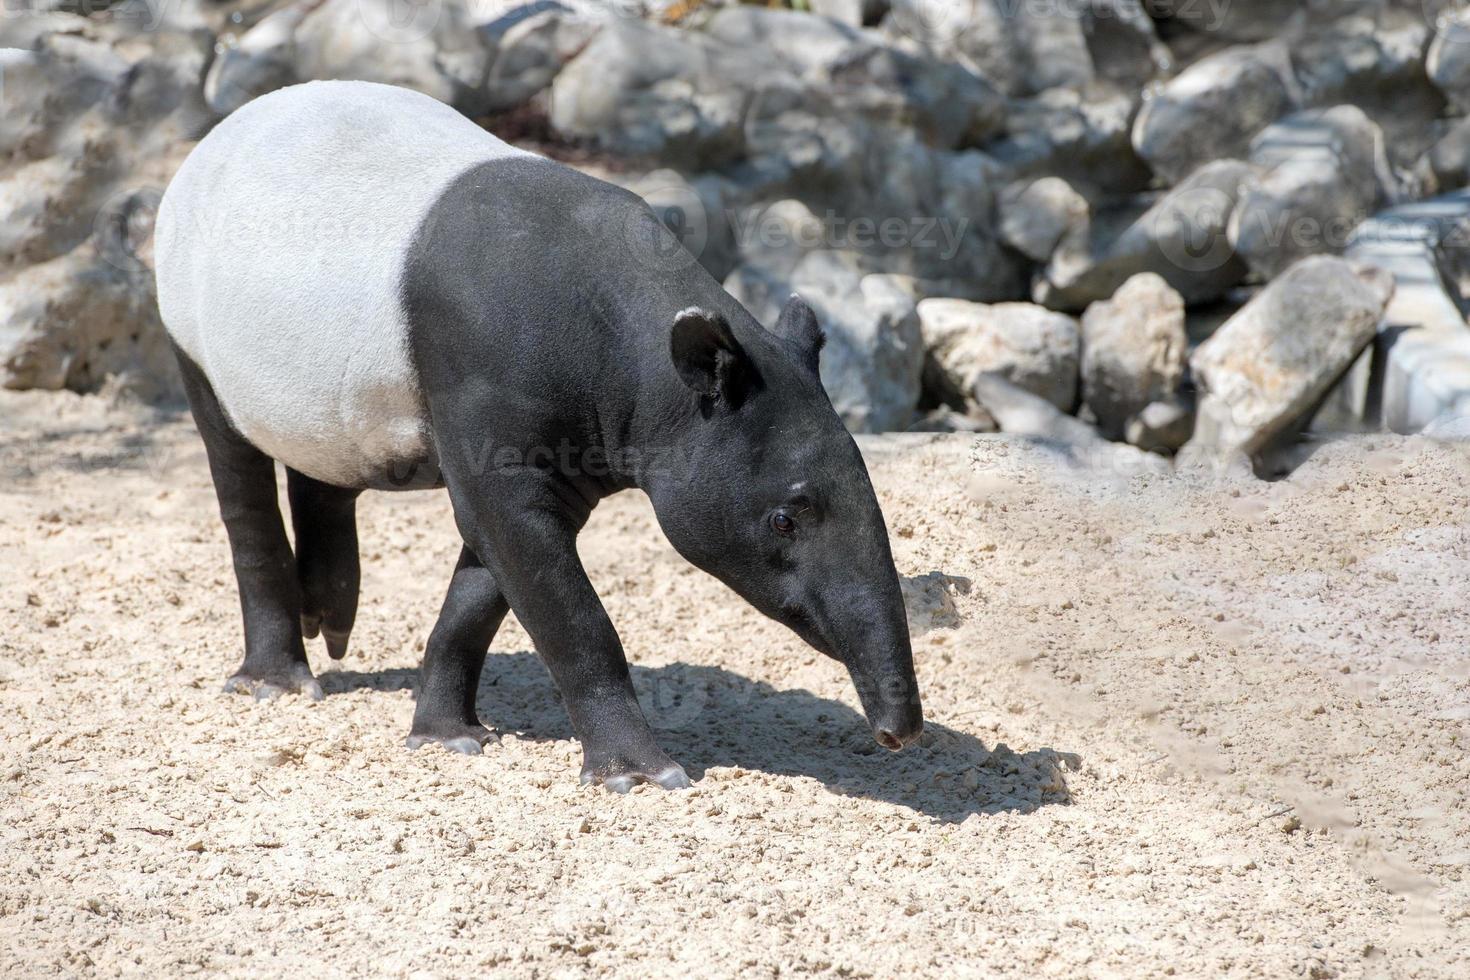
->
[406,546,509,755]
[174,347,321,700]
[286,469,361,661]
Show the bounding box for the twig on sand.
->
[126,826,174,837]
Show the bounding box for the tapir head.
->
[648,296,924,751]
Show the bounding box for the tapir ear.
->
[773,294,824,374]
[671,307,746,401]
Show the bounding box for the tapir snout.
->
[791,568,924,752]
[847,652,924,751]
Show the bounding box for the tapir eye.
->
[771,511,796,535]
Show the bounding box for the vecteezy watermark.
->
[1150,184,1239,274]
[1423,0,1470,42]
[730,202,971,263]
[361,432,710,491]
[94,186,165,276]
[1230,206,1371,258]
[623,176,710,274]
[885,0,983,44]
[356,0,443,44]
[1137,0,1231,34]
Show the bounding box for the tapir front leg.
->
[407,546,509,755]
[445,474,691,793]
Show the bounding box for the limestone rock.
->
[1187,256,1394,461]
[918,299,1080,412]
[787,251,925,433]
[1428,8,1470,114]
[1038,160,1253,311]
[731,250,925,432]
[204,0,316,115]
[0,27,206,397]
[293,0,492,113]
[999,177,1090,264]
[1229,106,1389,280]
[1132,44,1294,186]
[1080,274,1188,442]
[480,1,602,113]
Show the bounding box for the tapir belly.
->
[155,81,533,489]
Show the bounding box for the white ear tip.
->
[675,306,709,323]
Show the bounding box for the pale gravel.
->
[1,389,1467,977]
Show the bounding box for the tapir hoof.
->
[405,723,496,756]
[581,762,692,794]
[223,665,324,702]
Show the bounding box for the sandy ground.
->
[1,388,1468,978]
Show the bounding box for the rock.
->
[1429,116,1470,189]
[728,199,830,283]
[1080,273,1188,442]
[293,0,492,113]
[987,89,1150,197]
[885,0,1088,96]
[865,143,1020,300]
[786,251,924,433]
[1038,160,1253,311]
[918,299,1080,412]
[824,40,1006,149]
[886,0,1164,97]
[549,18,749,167]
[1428,9,1470,114]
[968,373,1093,444]
[1186,256,1394,462]
[724,138,1021,305]
[710,6,1004,149]
[1290,12,1441,167]
[1423,410,1470,442]
[1229,106,1389,280]
[1,27,206,397]
[968,373,1169,475]
[1152,0,1305,41]
[1082,0,1173,92]
[729,249,927,432]
[725,264,789,331]
[479,1,602,114]
[1126,398,1195,454]
[1336,190,1470,433]
[999,177,1090,264]
[2,227,173,398]
[548,7,1003,167]
[809,0,864,26]
[204,0,316,116]
[203,0,316,115]
[907,406,996,433]
[1131,44,1295,186]
[618,169,738,283]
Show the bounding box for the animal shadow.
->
[332,652,1077,823]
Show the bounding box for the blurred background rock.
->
[4,0,1470,474]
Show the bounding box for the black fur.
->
[398,158,921,787]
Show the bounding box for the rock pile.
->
[4,0,1469,471]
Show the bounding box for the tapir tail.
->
[285,469,361,660]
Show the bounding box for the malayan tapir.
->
[154,80,923,791]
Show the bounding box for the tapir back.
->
[155,81,533,488]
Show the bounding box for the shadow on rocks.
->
[324,653,1078,824]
